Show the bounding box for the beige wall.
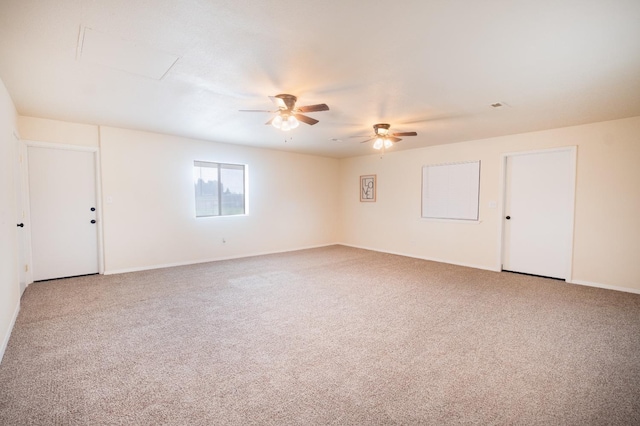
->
[13,114,640,293]
[0,77,19,362]
[338,116,640,293]
[15,118,340,274]
[99,126,340,273]
[18,116,99,147]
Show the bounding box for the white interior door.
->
[28,146,99,281]
[502,149,575,279]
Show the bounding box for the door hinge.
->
[25,264,29,272]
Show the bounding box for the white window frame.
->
[194,161,247,218]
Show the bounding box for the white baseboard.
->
[0,300,20,364]
[337,243,499,272]
[569,279,640,295]
[100,243,640,296]
[103,243,339,275]
[338,244,640,295]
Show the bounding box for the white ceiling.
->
[1,0,639,158]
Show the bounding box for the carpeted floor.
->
[1,245,639,425]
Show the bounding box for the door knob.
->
[505,216,511,220]
[91,220,96,224]
[17,223,24,227]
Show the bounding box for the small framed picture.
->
[360,175,376,202]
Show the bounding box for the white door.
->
[28,146,99,281]
[502,149,575,279]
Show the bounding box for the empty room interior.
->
[1,1,639,424]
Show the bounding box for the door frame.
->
[14,132,29,293]
[496,146,577,281]
[23,141,105,278]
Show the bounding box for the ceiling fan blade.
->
[294,114,319,125]
[239,109,276,113]
[388,137,402,143]
[392,132,417,137]
[269,96,287,109]
[296,103,329,113]
[349,135,374,138]
[265,117,274,125]
[360,138,375,144]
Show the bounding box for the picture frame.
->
[360,174,376,202]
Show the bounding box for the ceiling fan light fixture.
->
[272,114,297,131]
[383,138,393,149]
[287,115,299,129]
[272,115,283,129]
[373,138,384,150]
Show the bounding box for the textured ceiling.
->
[1,0,639,158]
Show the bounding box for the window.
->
[194,161,246,217]
[422,161,480,220]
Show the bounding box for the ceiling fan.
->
[240,94,329,131]
[351,123,418,150]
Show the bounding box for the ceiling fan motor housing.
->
[276,94,297,111]
[374,123,391,135]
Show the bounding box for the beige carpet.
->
[1,245,639,425]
